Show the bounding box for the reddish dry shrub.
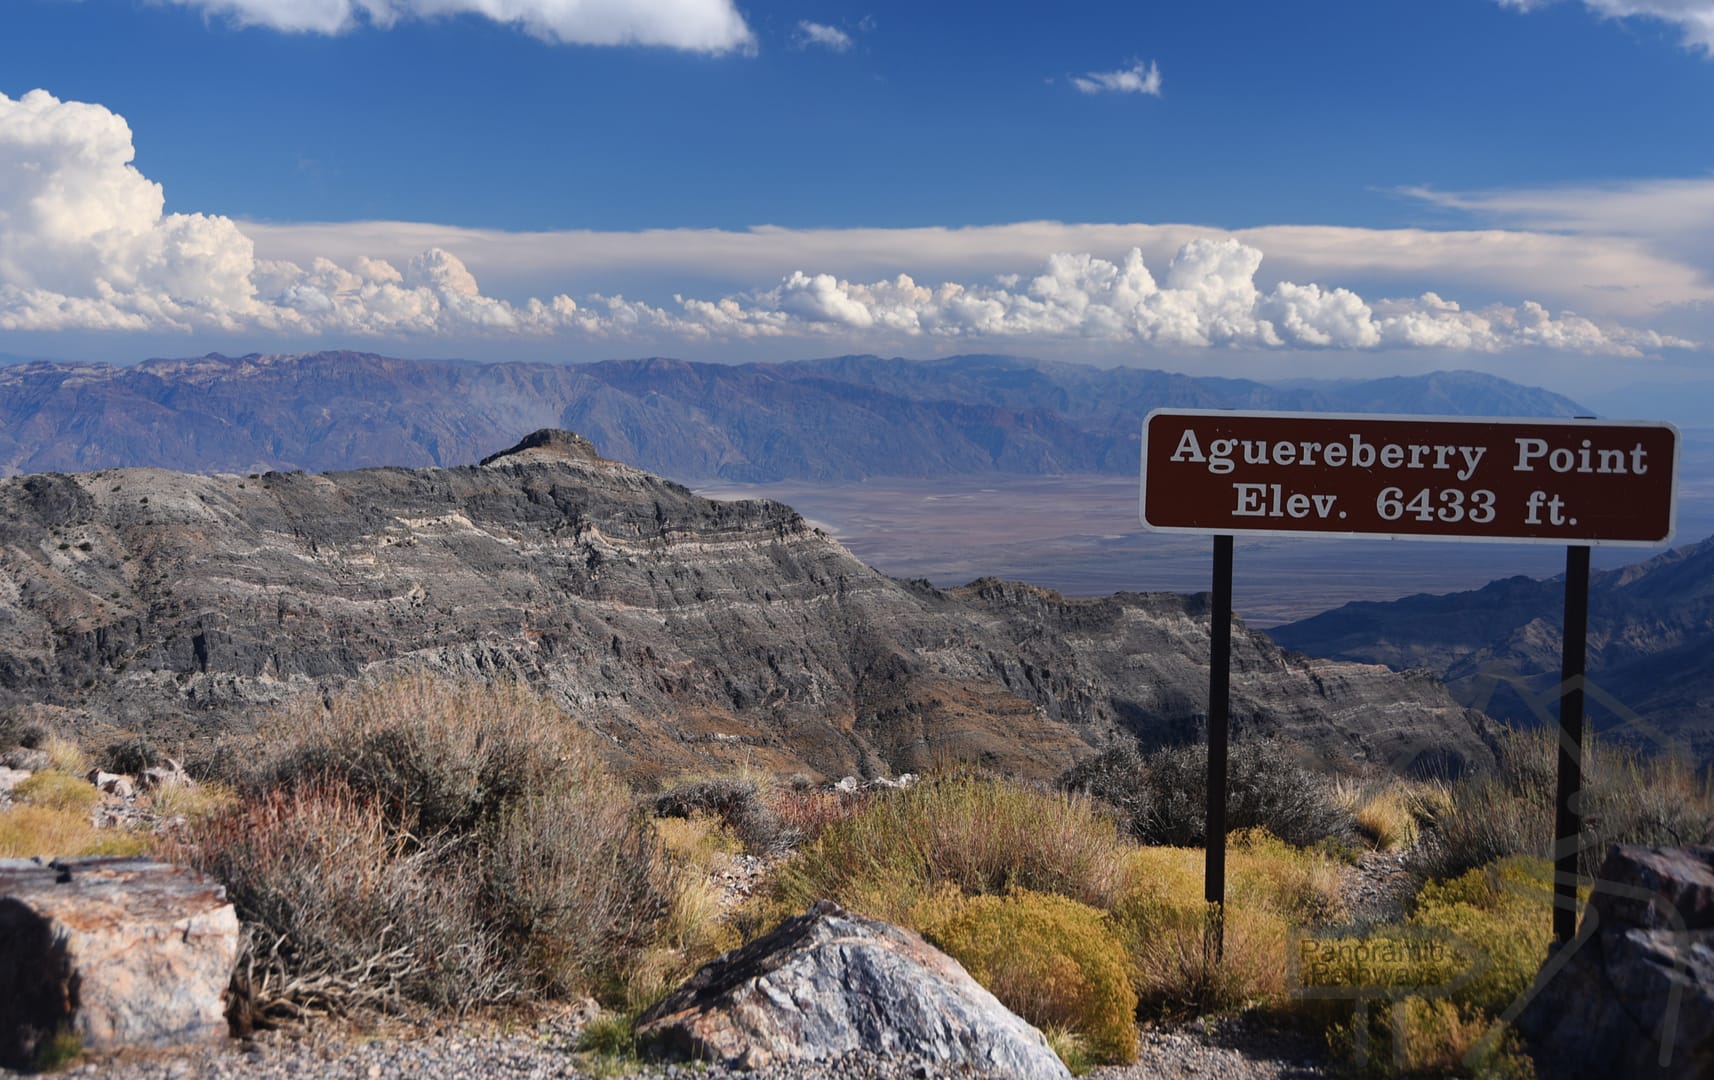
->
[186,676,674,1016]
[764,786,877,845]
[177,783,513,1022]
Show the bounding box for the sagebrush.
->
[1061,735,1353,847]
[181,676,674,1019]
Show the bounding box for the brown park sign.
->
[1141,410,1678,545]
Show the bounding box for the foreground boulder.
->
[0,856,239,1068]
[635,899,1072,1077]
[1517,845,1714,1079]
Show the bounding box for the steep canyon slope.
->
[0,431,1491,781]
[1272,536,1714,763]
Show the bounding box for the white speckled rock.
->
[636,900,1070,1078]
[0,857,239,1067]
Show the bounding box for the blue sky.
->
[5,0,1714,408]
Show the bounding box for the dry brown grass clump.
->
[185,782,513,1020]
[180,675,675,1021]
[1116,828,1347,1013]
[766,771,1134,927]
[765,785,877,844]
[1411,724,1714,884]
[1333,778,1429,852]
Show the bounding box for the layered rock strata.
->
[0,430,1492,781]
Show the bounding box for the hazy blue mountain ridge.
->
[0,351,1588,481]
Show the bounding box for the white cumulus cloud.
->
[796,20,853,51]
[166,0,755,53]
[0,88,1691,358]
[1496,0,1714,54]
[1073,60,1163,96]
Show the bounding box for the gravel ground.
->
[7,1008,1342,1080]
[4,1019,998,1080]
[1339,850,1417,926]
[1091,1013,1337,1080]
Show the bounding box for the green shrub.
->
[916,888,1138,1066]
[765,772,1133,927]
[1062,735,1352,848]
[766,785,878,845]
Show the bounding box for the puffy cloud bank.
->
[0,89,1691,356]
[1498,0,1714,55]
[167,0,754,53]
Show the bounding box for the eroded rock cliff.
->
[0,431,1491,782]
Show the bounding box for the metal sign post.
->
[1555,545,1590,943]
[1141,410,1678,953]
[1205,534,1232,961]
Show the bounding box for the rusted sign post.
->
[1141,410,1678,950]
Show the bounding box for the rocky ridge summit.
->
[0,431,1490,781]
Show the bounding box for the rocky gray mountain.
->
[1270,536,1714,763]
[0,351,1586,482]
[0,431,1489,782]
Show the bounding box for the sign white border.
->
[1139,408,1680,547]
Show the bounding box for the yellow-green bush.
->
[1408,857,1555,1015]
[1113,829,1347,1012]
[1352,785,1420,852]
[765,772,1133,927]
[0,804,149,858]
[1323,997,1534,1078]
[14,771,99,814]
[916,888,1138,1066]
[1298,856,1556,1076]
[147,779,238,824]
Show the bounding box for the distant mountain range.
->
[1270,536,1714,763]
[0,351,1588,481]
